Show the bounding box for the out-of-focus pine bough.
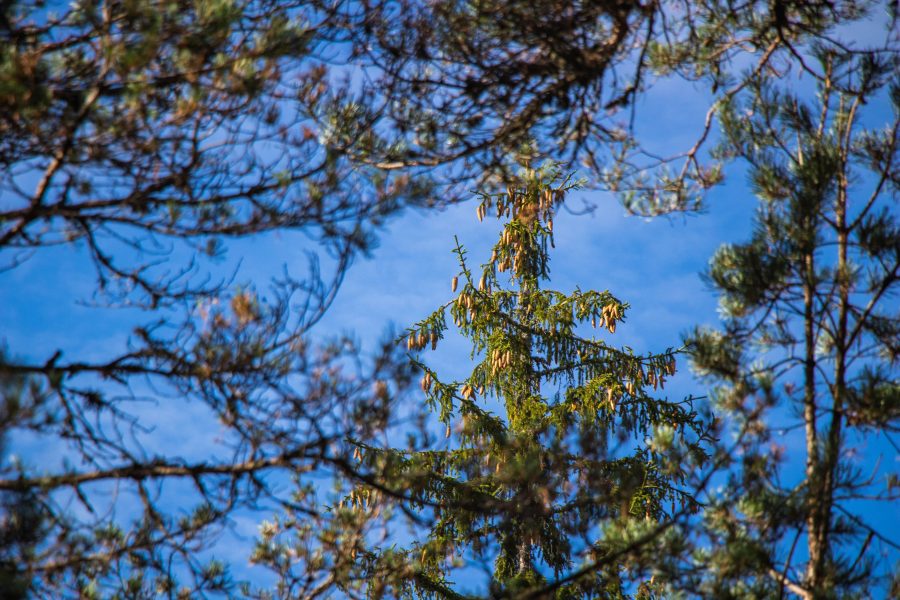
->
[336,0,894,216]
[0,0,431,596]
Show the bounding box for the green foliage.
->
[688,51,900,598]
[251,165,713,598]
[2,0,894,596]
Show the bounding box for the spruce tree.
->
[688,51,900,598]
[252,164,714,598]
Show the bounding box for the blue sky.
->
[1,10,898,593]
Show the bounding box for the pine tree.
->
[688,51,900,598]
[252,164,714,598]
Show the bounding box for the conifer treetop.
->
[249,163,714,599]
